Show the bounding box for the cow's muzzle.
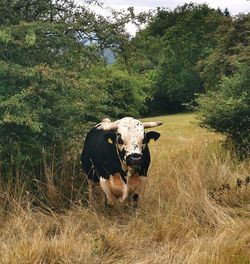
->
[126,153,143,167]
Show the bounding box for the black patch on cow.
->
[103,132,116,144]
[133,143,138,151]
[141,145,151,176]
[144,131,161,144]
[117,133,124,145]
[118,148,126,162]
[81,126,152,183]
[81,128,126,182]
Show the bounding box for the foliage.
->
[0,0,145,179]
[195,13,250,157]
[125,5,249,157]
[0,62,104,170]
[0,0,75,25]
[129,3,227,113]
[196,64,250,157]
[197,14,250,91]
[0,0,249,179]
[88,66,150,118]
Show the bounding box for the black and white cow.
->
[81,117,162,207]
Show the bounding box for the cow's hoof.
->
[127,193,139,210]
[132,193,139,201]
[104,204,113,215]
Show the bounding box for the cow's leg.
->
[99,177,115,206]
[128,173,146,208]
[110,173,128,202]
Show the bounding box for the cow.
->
[81,117,162,208]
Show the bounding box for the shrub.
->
[103,68,149,118]
[0,62,104,173]
[196,64,250,158]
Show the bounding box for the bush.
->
[0,61,150,180]
[85,66,150,118]
[103,68,149,118]
[196,64,250,158]
[0,62,104,173]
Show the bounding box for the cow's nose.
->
[126,153,142,166]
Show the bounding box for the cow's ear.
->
[145,131,161,144]
[103,132,116,144]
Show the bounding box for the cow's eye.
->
[117,134,124,145]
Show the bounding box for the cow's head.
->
[97,117,162,169]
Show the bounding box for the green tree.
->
[197,14,250,91]
[196,13,250,157]
[130,4,227,113]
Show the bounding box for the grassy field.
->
[0,113,250,263]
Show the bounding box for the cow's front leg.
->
[100,173,128,207]
[110,173,128,202]
[128,173,146,208]
[99,177,115,206]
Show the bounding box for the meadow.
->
[0,113,249,264]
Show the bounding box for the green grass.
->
[142,112,223,144]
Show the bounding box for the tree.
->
[195,13,250,157]
[197,14,250,91]
[130,4,227,113]
[0,0,81,29]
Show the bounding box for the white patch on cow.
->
[121,183,128,202]
[100,174,128,205]
[114,117,145,161]
[100,177,114,206]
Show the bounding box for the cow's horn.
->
[142,121,163,129]
[96,122,118,131]
[101,118,112,123]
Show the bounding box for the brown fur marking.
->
[128,173,143,194]
[110,173,126,199]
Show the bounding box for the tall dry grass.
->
[0,113,249,264]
